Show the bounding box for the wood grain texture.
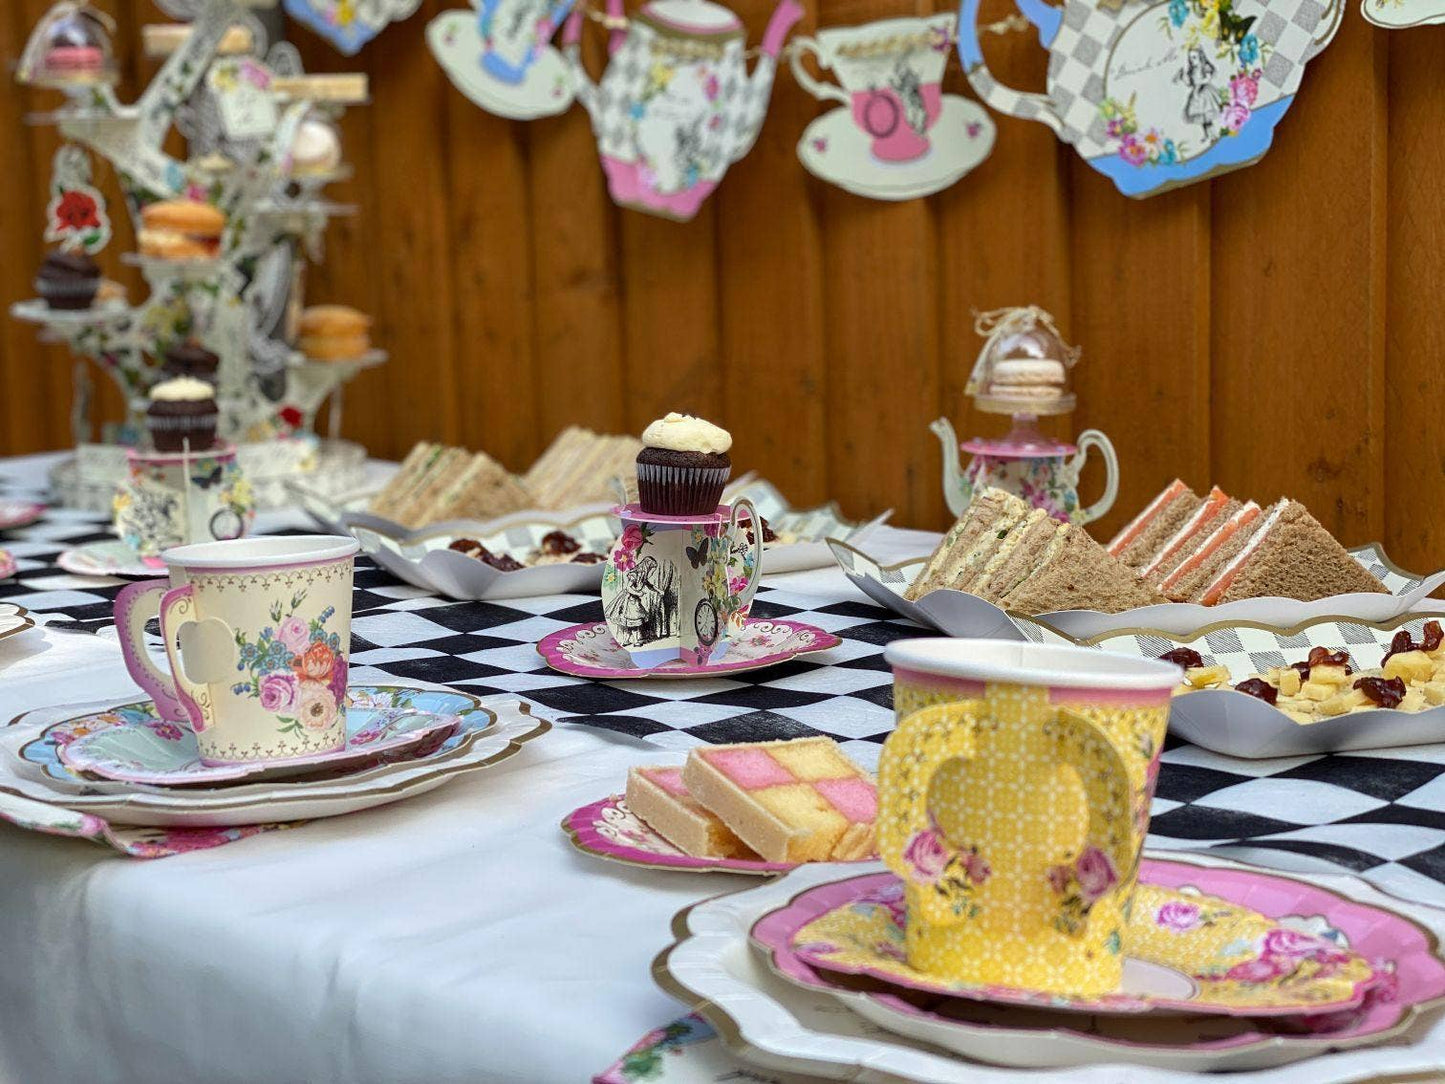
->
[0,1,1436,576]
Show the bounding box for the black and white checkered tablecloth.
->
[5,468,1445,900]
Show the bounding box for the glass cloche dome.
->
[965,305,1080,416]
[18,3,119,90]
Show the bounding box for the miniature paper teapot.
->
[563,0,804,221]
[955,0,1342,197]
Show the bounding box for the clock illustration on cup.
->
[694,598,720,649]
[210,506,245,541]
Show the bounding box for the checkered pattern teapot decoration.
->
[955,0,1343,197]
[563,0,804,220]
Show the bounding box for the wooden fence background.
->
[2,0,1441,571]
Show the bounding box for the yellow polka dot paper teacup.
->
[880,640,1181,996]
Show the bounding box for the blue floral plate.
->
[24,687,485,789]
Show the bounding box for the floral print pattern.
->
[902,823,991,919]
[231,590,347,737]
[594,1014,714,1083]
[962,455,1082,523]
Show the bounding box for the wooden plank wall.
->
[3,1,1442,573]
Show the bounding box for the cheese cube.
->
[1401,688,1428,713]
[1310,664,1352,687]
[1384,651,1435,685]
[1423,682,1445,706]
[1185,665,1231,689]
[1278,669,1302,697]
[1301,682,1335,702]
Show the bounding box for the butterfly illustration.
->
[966,123,982,139]
[685,540,710,569]
[191,465,225,490]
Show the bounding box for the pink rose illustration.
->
[1074,846,1119,903]
[902,828,949,884]
[278,616,311,655]
[1230,73,1259,106]
[962,850,991,885]
[1219,102,1250,133]
[259,671,298,713]
[145,721,185,742]
[1226,955,1289,984]
[1262,926,1328,959]
[620,524,645,552]
[298,681,339,731]
[1155,900,1201,933]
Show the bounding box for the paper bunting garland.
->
[956,0,1343,198]
[44,146,112,254]
[283,0,422,55]
[1360,0,1445,27]
[427,1,576,121]
[791,14,995,202]
[563,0,804,222]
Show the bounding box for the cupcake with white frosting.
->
[146,375,218,452]
[636,413,732,515]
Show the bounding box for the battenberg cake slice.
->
[1107,480,1202,569]
[1140,487,1237,584]
[681,738,877,863]
[903,489,1030,600]
[1198,499,1388,605]
[625,766,758,860]
[998,523,1165,615]
[1160,501,1262,602]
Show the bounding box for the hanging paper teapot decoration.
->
[1360,0,1445,26]
[791,14,996,201]
[956,0,1343,197]
[283,0,422,55]
[428,0,576,120]
[563,0,804,221]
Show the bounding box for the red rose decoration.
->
[278,406,304,429]
[54,190,101,232]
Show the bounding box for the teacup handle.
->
[788,38,849,106]
[955,0,1065,134]
[878,701,1135,929]
[727,497,765,606]
[115,580,189,723]
[1074,430,1118,525]
[158,585,213,733]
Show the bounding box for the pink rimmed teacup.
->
[115,536,358,766]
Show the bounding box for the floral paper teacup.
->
[602,500,762,669]
[115,536,358,766]
[880,639,1181,995]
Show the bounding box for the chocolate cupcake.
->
[146,376,219,452]
[636,413,732,516]
[35,250,100,311]
[163,340,220,380]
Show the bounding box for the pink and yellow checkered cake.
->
[681,738,877,863]
[625,766,758,860]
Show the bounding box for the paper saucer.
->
[428,10,575,121]
[537,618,841,679]
[57,541,165,579]
[797,95,996,201]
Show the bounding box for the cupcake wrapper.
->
[636,462,731,516]
[146,412,220,430]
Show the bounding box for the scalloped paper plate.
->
[538,619,841,679]
[1361,0,1445,26]
[0,498,45,532]
[829,538,1445,640]
[656,856,1445,1077]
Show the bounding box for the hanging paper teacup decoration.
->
[1360,0,1445,27]
[428,0,576,121]
[791,14,995,201]
[957,0,1343,197]
[44,146,112,254]
[563,0,804,221]
[283,0,423,55]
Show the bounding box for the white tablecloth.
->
[0,452,939,1084]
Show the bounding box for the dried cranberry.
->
[1384,630,1416,664]
[1307,647,1353,674]
[1234,678,1278,705]
[1290,661,1313,680]
[1424,621,1444,653]
[1354,676,1407,709]
[570,552,604,564]
[448,538,482,554]
[482,552,525,572]
[539,530,581,556]
[1158,648,1205,670]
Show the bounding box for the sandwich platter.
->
[831,539,1445,641]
